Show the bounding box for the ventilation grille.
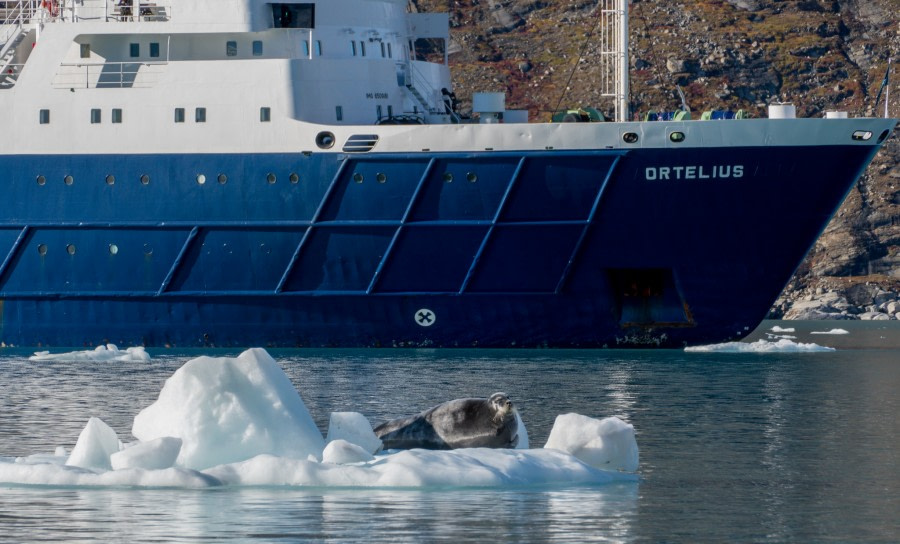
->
[342,134,379,153]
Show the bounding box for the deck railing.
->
[1,1,37,46]
[53,60,167,89]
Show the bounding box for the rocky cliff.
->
[414,0,899,319]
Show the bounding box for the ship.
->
[0,0,895,348]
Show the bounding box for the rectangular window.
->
[195,107,206,123]
[351,41,357,56]
[174,108,185,123]
[226,41,237,57]
[387,105,393,118]
[335,106,343,121]
[112,109,123,124]
[252,40,263,56]
[129,43,139,57]
[302,40,310,56]
[260,107,271,122]
[149,42,160,58]
[39,109,50,124]
[314,40,322,56]
[91,109,101,124]
[380,42,386,58]
[272,3,315,28]
[387,43,392,58]
[376,105,382,120]
[359,41,366,57]
[80,44,91,58]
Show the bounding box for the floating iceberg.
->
[810,328,850,335]
[29,344,150,362]
[685,338,835,353]
[132,348,325,470]
[0,348,638,489]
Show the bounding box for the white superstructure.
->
[0,0,892,157]
[1,0,457,151]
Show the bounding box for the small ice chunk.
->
[54,446,67,458]
[65,417,121,471]
[685,339,835,352]
[132,348,325,470]
[811,328,850,335]
[322,439,376,464]
[770,326,796,333]
[110,437,182,471]
[514,412,530,449]
[544,414,639,472]
[326,412,383,454]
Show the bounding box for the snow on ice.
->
[0,348,638,489]
[685,338,835,353]
[29,344,150,362]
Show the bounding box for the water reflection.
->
[2,338,899,542]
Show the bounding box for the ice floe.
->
[0,348,638,489]
[29,344,150,362]
[770,326,796,333]
[685,339,835,353]
[810,328,850,335]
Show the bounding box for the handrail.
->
[406,60,462,122]
[53,60,168,89]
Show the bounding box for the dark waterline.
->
[1,321,898,543]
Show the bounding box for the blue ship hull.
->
[0,144,880,347]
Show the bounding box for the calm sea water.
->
[1,320,898,543]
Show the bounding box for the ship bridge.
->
[1,0,453,126]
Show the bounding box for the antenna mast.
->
[600,0,629,122]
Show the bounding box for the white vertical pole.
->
[886,57,891,119]
[616,0,629,122]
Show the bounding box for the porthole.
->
[108,244,118,255]
[466,172,477,183]
[289,173,299,184]
[851,130,873,141]
[66,244,76,256]
[37,244,48,256]
[105,174,116,185]
[376,173,387,183]
[443,172,453,183]
[266,173,276,184]
[315,131,335,149]
[140,174,150,185]
[217,173,227,184]
[623,132,639,144]
[36,175,46,186]
[877,129,890,144]
[64,175,74,185]
[669,131,686,143]
[143,243,153,256]
[196,174,206,185]
[353,173,363,183]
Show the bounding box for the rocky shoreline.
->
[769,277,900,321]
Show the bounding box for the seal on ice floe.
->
[374,392,519,450]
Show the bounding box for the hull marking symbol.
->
[415,309,436,327]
